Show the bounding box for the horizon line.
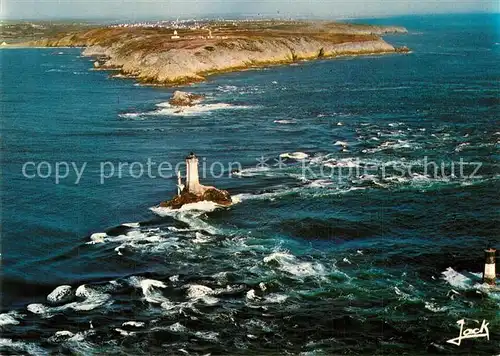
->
[0,10,498,23]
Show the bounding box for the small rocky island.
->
[169,90,204,106]
[161,153,232,209]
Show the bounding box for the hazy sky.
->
[1,0,498,20]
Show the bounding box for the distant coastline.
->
[4,20,410,86]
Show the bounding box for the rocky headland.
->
[20,20,409,85]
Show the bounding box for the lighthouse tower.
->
[159,152,232,209]
[185,152,203,194]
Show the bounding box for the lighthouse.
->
[483,248,496,286]
[159,152,232,209]
[185,152,203,194]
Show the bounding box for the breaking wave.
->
[119,101,255,119]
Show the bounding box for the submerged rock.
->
[395,46,410,53]
[169,91,204,107]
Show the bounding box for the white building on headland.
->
[171,30,180,39]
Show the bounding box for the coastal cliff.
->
[23,21,409,85]
[83,38,400,85]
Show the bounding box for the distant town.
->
[0,18,303,44]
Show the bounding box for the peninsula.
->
[5,20,409,85]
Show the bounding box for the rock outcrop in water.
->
[161,188,232,209]
[160,153,232,209]
[47,285,74,305]
[169,91,204,107]
[22,21,409,86]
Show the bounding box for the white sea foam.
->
[424,302,448,313]
[441,267,482,290]
[231,189,294,202]
[334,141,349,147]
[0,338,48,355]
[263,251,326,279]
[27,284,112,316]
[185,284,218,305]
[246,289,259,301]
[128,277,168,304]
[217,85,238,93]
[280,152,309,160]
[168,322,188,333]
[0,311,24,327]
[234,177,367,202]
[151,205,221,236]
[122,321,145,328]
[71,285,112,311]
[394,286,414,301]
[186,284,214,299]
[121,101,254,119]
[118,112,142,119]
[362,140,417,153]
[60,328,98,354]
[306,179,334,188]
[115,328,135,336]
[455,142,470,152]
[122,222,140,228]
[264,293,288,303]
[89,232,107,244]
[244,319,273,332]
[192,232,213,244]
[230,195,243,204]
[231,166,271,177]
[324,158,358,168]
[150,201,222,216]
[88,229,163,251]
[48,330,75,342]
[113,231,176,255]
[274,119,296,124]
[194,331,219,341]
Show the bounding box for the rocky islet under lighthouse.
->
[160,152,232,209]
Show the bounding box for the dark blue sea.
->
[1,14,499,355]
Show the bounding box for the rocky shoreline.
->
[83,38,407,86]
